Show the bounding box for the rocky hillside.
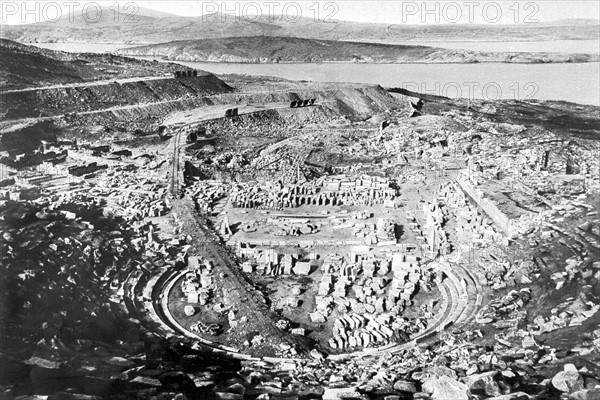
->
[0,39,196,91]
[118,36,600,64]
[1,75,233,120]
[1,7,598,45]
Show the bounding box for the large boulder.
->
[552,371,585,393]
[184,305,196,316]
[422,375,469,400]
[426,365,459,380]
[393,379,417,393]
[463,371,501,397]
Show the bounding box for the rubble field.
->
[1,40,600,400]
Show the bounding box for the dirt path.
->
[0,75,174,94]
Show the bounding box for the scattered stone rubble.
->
[231,175,397,210]
[310,251,436,349]
[2,68,600,400]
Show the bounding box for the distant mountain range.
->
[2,7,598,45]
[117,36,600,64]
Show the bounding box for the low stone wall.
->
[455,172,515,237]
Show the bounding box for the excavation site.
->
[1,26,600,400]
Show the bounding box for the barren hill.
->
[118,36,600,64]
[1,7,598,45]
[0,39,217,91]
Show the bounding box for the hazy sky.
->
[2,1,600,25]
[137,1,600,24]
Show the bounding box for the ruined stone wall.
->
[455,171,515,237]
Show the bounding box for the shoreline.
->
[128,56,600,65]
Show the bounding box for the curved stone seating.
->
[396,266,464,350]
[122,270,142,311]
[451,263,483,327]
[133,269,151,307]
[154,268,253,359]
[118,264,258,361]
[431,283,451,333]
[405,282,451,346]
[439,268,464,328]
[386,281,456,354]
[143,267,179,336]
